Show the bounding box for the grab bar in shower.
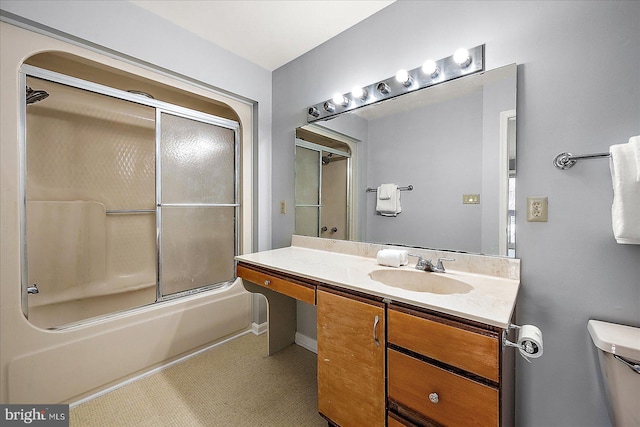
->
[106,209,155,214]
[106,203,240,214]
[366,185,414,193]
[553,151,611,170]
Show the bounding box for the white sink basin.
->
[369,269,472,294]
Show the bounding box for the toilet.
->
[588,320,640,427]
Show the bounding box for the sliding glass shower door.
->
[158,112,238,298]
[21,66,240,328]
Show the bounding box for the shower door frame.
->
[18,65,241,321]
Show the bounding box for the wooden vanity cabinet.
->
[317,288,386,427]
[237,261,514,426]
[387,305,513,427]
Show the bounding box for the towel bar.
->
[553,152,610,170]
[366,185,413,193]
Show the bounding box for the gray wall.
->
[272,1,640,426]
[366,91,484,251]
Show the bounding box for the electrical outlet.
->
[527,197,548,222]
[463,194,480,204]
[280,200,286,214]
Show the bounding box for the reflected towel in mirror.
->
[376,184,401,216]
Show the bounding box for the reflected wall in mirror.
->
[296,64,517,257]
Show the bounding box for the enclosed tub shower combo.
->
[21,53,241,329]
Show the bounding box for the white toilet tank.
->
[588,320,640,427]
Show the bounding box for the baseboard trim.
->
[251,321,267,336]
[295,332,318,354]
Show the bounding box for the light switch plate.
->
[527,197,548,222]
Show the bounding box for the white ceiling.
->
[130,0,395,71]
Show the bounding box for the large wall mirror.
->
[295,63,517,257]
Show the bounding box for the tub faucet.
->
[408,255,455,273]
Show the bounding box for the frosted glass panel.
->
[161,113,235,204]
[295,206,319,237]
[160,207,235,296]
[295,146,320,205]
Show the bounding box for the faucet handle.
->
[435,257,455,272]
[408,254,432,271]
[408,253,426,262]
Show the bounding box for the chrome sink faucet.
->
[408,254,455,273]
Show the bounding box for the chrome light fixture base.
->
[307,44,485,123]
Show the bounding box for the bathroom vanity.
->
[236,236,520,426]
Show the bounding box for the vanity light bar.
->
[306,44,485,123]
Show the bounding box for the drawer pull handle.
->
[429,392,439,404]
[373,315,380,347]
[264,280,271,286]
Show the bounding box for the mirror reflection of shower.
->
[25,86,49,105]
[295,128,352,241]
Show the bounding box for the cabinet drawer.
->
[388,349,498,426]
[236,264,316,305]
[388,414,413,427]
[388,308,499,382]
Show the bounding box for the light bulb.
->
[351,86,367,100]
[395,69,412,87]
[332,93,349,107]
[453,48,472,68]
[422,60,440,78]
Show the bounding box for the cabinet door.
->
[317,289,385,427]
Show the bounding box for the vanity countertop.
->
[236,245,519,329]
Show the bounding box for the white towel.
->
[629,135,640,182]
[610,140,640,244]
[376,184,401,216]
[376,249,409,267]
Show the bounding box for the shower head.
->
[322,153,333,165]
[26,86,49,105]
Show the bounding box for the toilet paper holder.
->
[503,323,542,357]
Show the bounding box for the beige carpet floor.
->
[70,333,326,426]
